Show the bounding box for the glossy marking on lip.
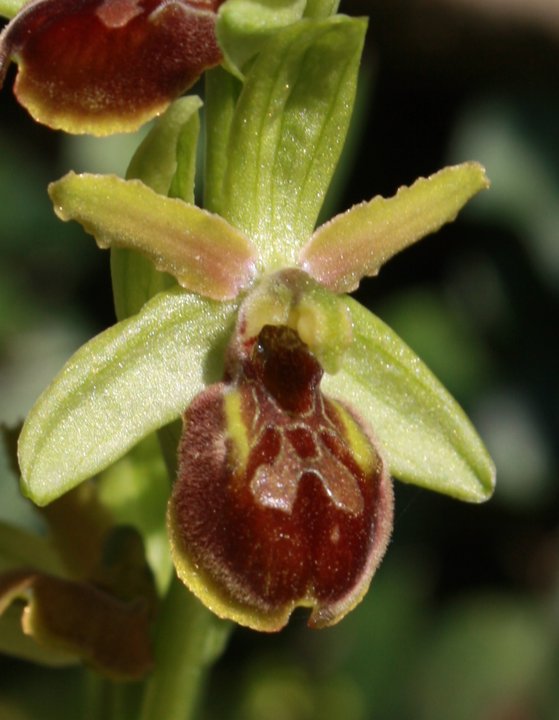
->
[96,0,144,28]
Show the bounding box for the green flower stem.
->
[84,671,142,720]
[140,575,231,720]
[84,670,107,720]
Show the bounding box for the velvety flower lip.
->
[0,0,224,134]
[169,323,393,631]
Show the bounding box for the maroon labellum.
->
[169,324,393,631]
[0,0,224,134]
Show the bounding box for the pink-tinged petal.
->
[49,172,257,300]
[300,163,490,293]
[0,0,223,134]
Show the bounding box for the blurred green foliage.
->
[1,0,559,717]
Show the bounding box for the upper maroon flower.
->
[0,0,224,134]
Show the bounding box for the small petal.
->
[0,0,223,134]
[169,325,393,631]
[49,172,257,301]
[300,163,490,293]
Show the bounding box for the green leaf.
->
[216,16,367,268]
[301,163,490,292]
[168,109,201,204]
[113,96,203,320]
[217,0,307,75]
[49,172,257,301]
[323,298,495,502]
[18,287,238,506]
[38,481,113,580]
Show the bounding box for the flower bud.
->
[168,324,393,631]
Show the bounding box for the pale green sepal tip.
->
[301,162,490,293]
[217,0,307,76]
[323,297,496,503]
[219,15,367,269]
[18,288,238,506]
[303,0,340,18]
[0,0,24,20]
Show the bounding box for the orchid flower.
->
[13,10,495,634]
[0,428,157,679]
[0,0,224,134]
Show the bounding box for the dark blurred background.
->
[1,0,559,718]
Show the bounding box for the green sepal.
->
[303,0,340,17]
[49,172,257,301]
[301,163,490,292]
[322,297,496,502]
[214,16,367,269]
[18,287,238,506]
[217,0,307,76]
[216,0,342,77]
[126,96,202,199]
[113,96,202,319]
[0,0,24,20]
